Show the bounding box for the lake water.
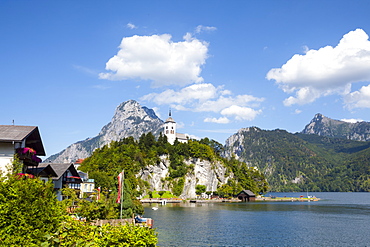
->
[143,192,370,247]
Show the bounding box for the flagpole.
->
[120,169,124,219]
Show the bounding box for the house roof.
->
[176,133,188,140]
[74,159,84,164]
[27,164,58,177]
[237,190,256,197]
[38,163,80,180]
[0,125,46,156]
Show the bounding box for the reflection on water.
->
[143,193,370,247]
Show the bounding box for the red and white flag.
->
[116,172,123,203]
[96,187,101,201]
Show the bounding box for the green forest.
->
[224,127,370,192]
[79,133,269,199]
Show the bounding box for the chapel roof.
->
[165,117,176,123]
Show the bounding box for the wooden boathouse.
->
[236,190,256,202]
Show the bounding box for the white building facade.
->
[164,112,189,144]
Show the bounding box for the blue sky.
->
[2,1,370,158]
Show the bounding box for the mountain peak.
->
[302,113,370,141]
[46,100,164,163]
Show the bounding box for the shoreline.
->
[141,196,320,204]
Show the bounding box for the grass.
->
[142,191,177,199]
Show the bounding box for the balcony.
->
[16,148,42,166]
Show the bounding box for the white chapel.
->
[164,111,189,145]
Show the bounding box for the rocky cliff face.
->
[222,127,260,161]
[302,113,370,141]
[46,100,164,163]
[137,155,231,198]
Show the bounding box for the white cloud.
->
[141,83,218,106]
[195,25,217,34]
[197,94,264,113]
[341,118,364,123]
[127,23,137,29]
[282,87,321,106]
[92,84,110,90]
[267,29,370,107]
[302,45,309,54]
[344,84,370,109]
[188,134,200,140]
[99,34,208,87]
[73,65,98,76]
[220,105,261,121]
[204,117,230,124]
[141,82,264,123]
[294,109,302,114]
[152,107,161,118]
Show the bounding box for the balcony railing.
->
[16,148,42,166]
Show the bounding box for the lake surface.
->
[143,192,370,247]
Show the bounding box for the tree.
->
[120,179,144,218]
[0,175,64,245]
[217,184,233,198]
[195,184,206,195]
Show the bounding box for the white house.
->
[0,125,45,174]
[73,159,95,198]
[164,111,189,144]
[78,171,95,198]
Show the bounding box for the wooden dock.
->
[189,199,239,203]
[140,199,182,203]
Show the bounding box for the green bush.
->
[0,175,64,246]
[42,217,158,247]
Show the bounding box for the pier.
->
[140,199,182,204]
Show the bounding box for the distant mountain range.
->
[46,100,370,192]
[222,126,370,191]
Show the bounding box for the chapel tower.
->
[164,110,176,145]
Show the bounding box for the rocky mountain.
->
[302,113,370,141]
[46,100,164,163]
[222,126,370,191]
[138,156,230,198]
